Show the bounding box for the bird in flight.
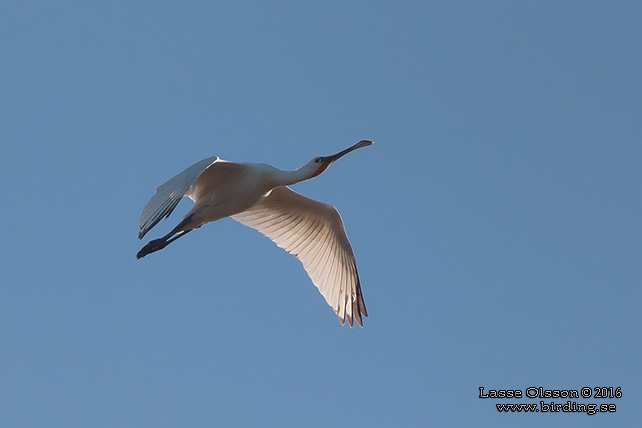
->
[137,140,372,327]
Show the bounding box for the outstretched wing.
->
[139,156,218,239]
[232,186,368,327]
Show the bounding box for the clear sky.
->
[1,1,640,427]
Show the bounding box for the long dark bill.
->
[321,140,373,164]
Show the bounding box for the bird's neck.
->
[270,166,315,187]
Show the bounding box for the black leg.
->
[137,216,194,259]
[166,229,192,245]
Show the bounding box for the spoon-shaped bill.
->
[322,140,374,164]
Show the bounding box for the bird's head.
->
[307,140,374,178]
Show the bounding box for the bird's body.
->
[186,162,274,229]
[137,140,372,327]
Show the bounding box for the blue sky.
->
[1,1,640,426]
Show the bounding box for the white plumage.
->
[232,187,366,326]
[137,140,372,327]
[139,156,218,239]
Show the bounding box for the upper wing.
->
[232,186,368,327]
[139,156,218,239]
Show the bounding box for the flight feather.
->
[232,186,367,327]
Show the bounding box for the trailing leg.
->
[136,216,194,259]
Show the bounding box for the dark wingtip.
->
[355,277,367,326]
[358,288,368,318]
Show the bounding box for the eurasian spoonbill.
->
[137,140,372,327]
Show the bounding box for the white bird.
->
[137,140,372,327]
